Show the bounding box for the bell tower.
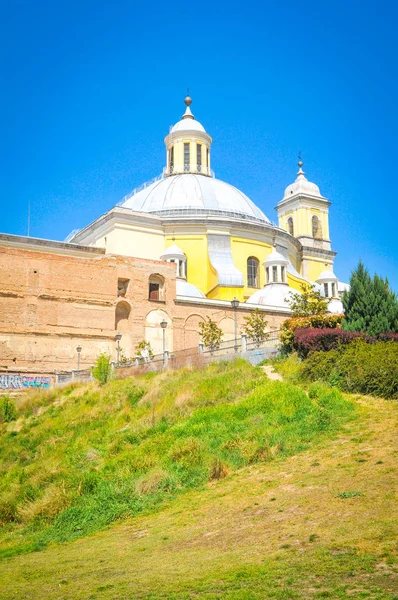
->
[275,160,336,281]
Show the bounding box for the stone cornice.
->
[0,233,105,257]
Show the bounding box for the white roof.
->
[247,284,297,309]
[160,243,186,260]
[316,268,338,283]
[121,173,270,222]
[176,279,205,298]
[283,167,323,200]
[264,247,288,265]
[171,104,206,133]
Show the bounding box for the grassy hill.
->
[0,360,397,599]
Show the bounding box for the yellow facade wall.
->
[165,235,211,295]
[230,237,273,298]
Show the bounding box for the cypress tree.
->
[342,261,398,334]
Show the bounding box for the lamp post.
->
[115,332,122,365]
[160,319,167,354]
[76,345,82,372]
[231,297,240,353]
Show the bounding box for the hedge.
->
[280,314,343,353]
[300,339,398,399]
[293,328,398,358]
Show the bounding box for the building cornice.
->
[0,233,105,257]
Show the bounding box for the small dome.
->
[171,96,206,133]
[316,268,338,283]
[160,243,186,261]
[283,165,322,200]
[176,279,205,298]
[263,247,288,266]
[171,118,206,133]
[248,284,297,309]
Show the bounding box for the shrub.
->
[285,284,328,317]
[293,328,398,358]
[199,317,223,352]
[280,314,343,353]
[91,353,112,385]
[301,340,398,399]
[135,340,154,360]
[293,328,363,358]
[243,308,269,347]
[0,396,17,423]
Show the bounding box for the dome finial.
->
[298,150,303,169]
[184,89,192,107]
[182,91,194,120]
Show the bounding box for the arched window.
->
[312,215,322,239]
[281,266,286,282]
[148,274,165,301]
[247,257,259,288]
[287,217,294,236]
[169,146,174,174]
[115,301,131,331]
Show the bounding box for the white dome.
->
[316,268,338,283]
[121,174,270,222]
[283,167,322,200]
[160,243,186,261]
[264,247,288,265]
[247,284,297,309]
[176,279,205,298]
[171,119,206,134]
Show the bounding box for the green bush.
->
[301,340,398,399]
[91,353,112,385]
[0,396,17,423]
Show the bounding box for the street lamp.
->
[231,297,240,353]
[160,319,168,355]
[76,345,82,372]
[115,332,122,365]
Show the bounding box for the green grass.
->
[0,377,397,599]
[0,359,354,559]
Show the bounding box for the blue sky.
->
[2,0,397,290]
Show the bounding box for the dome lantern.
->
[164,95,213,177]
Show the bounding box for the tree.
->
[199,317,223,353]
[91,353,112,385]
[286,284,328,317]
[135,340,154,361]
[243,308,269,347]
[342,261,398,335]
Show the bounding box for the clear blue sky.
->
[2,0,397,290]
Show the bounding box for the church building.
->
[0,96,346,375]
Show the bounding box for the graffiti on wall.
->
[0,375,52,390]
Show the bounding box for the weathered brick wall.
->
[0,243,287,373]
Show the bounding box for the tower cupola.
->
[164,96,213,177]
[263,245,289,285]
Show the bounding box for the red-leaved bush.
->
[293,328,398,358]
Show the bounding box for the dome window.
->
[247,257,259,288]
[281,266,286,283]
[266,267,270,284]
[196,143,202,173]
[272,266,278,282]
[323,283,329,298]
[184,143,190,172]
[287,217,294,236]
[169,146,174,174]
